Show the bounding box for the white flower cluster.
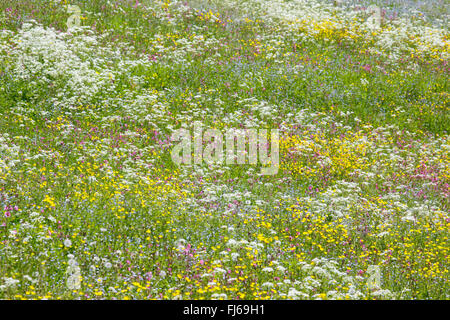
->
[219,0,448,63]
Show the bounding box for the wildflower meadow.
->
[0,0,448,300]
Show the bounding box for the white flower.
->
[201,273,212,278]
[2,277,20,288]
[231,252,240,261]
[276,265,286,273]
[213,268,226,274]
[372,289,394,298]
[211,293,227,299]
[64,239,72,247]
[288,288,308,299]
[23,275,34,282]
[227,239,239,248]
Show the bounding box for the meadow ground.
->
[0,0,448,299]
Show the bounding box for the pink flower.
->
[362,64,372,72]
